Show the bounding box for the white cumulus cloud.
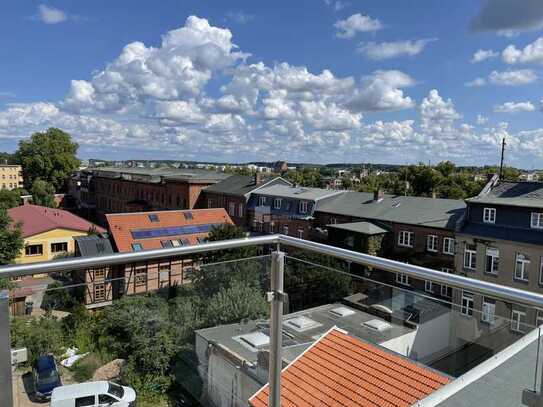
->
[470,49,498,63]
[502,37,543,64]
[334,13,383,39]
[494,101,536,113]
[489,69,538,85]
[358,38,436,60]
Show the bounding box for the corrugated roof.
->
[467,181,543,209]
[316,192,465,230]
[328,221,388,235]
[8,205,105,238]
[249,327,450,407]
[106,208,233,252]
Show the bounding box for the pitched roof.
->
[254,184,344,201]
[249,328,450,407]
[8,205,105,238]
[203,175,291,196]
[74,235,114,257]
[316,192,466,230]
[328,221,388,235]
[466,181,543,209]
[106,208,233,252]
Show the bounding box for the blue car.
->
[33,354,62,400]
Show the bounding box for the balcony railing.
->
[1,234,543,407]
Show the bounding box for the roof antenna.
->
[499,137,506,180]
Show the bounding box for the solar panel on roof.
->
[130,223,219,240]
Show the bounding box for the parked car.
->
[50,381,136,407]
[33,354,62,400]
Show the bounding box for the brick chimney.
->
[254,172,263,185]
[373,188,384,202]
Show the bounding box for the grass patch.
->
[71,353,101,382]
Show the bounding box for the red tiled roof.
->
[249,328,450,407]
[106,208,233,252]
[8,204,105,238]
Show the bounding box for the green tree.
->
[17,128,80,191]
[0,189,20,209]
[30,179,55,207]
[435,161,456,178]
[0,207,23,265]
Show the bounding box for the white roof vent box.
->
[237,331,270,350]
[330,307,356,318]
[363,319,391,333]
[284,316,321,332]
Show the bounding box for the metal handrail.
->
[2,234,543,308]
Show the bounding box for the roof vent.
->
[284,316,320,332]
[391,201,400,208]
[330,307,356,318]
[238,331,270,350]
[363,319,391,333]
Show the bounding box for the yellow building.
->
[8,204,105,266]
[0,165,23,190]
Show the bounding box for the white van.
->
[50,381,136,407]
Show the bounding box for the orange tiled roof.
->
[106,208,233,252]
[249,327,450,407]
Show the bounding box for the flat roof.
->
[253,184,344,201]
[90,166,230,183]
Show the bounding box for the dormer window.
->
[531,213,543,229]
[299,201,309,214]
[483,207,496,224]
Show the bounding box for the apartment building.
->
[101,209,233,306]
[455,177,543,328]
[314,190,466,298]
[0,164,23,190]
[76,167,230,223]
[198,174,291,227]
[247,184,344,239]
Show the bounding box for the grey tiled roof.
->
[316,191,466,230]
[328,221,388,235]
[459,223,543,246]
[254,184,344,201]
[467,181,543,209]
[203,176,290,197]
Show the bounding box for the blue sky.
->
[0,1,542,167]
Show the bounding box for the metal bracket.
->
[266,290,288,303]
[522,389,543,407]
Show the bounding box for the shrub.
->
[72,353,101,382]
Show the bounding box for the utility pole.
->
[499,138,506,180]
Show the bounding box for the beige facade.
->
[0,165,23,190]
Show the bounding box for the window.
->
[131,243,143,251]
[425,280,434,293]
[396,273,410,286]
[330,217,337,225]
[259,196,266,206]
[273,198,282,209]
[161,240,173,248]
[398,231,413,247]
[511,309,527,333]
[183,212,193,220]
[443,237,455,255]
[531,213,543,229]
[25,244,43,256]
[99,394,118,404]
[515,253,530,281]
[482,297,496,325]
[483,207,496,223]
[485,247,499,275]
[537,310,543,327]
[299,201,309,214]
[94,283,106,302]
[297,229,304,239]
[282,225,289,235]
[228,202,236,216]
[461,291,474,316]
[148,213,159,222]
[196,237,205,244]
[135,267,147,287]
[237,203,243,218]
[207,199,213,208]
[94,268,106,280]
[75,395,95,407]
[441,268,453,297]
[427,235,438,252]
[464,244,477,270]
[51,242,68,254]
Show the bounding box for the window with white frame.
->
[330,217,337,225]
[461,291,474,316]
[482,297,496,325]
[425,280,434,293]
[207,199,213,209]
[299,201,309,214]
[228,202,235,216]
[427,235,438,252]
[283,225,289,235]
[514,253,530,281]
[297,229,304,239]
[237,203,243,218]
[443,237,455,255]
[483,207,496,223]
[511,309,527,333]
[396,273,410,286]
[398,231,414,247]
[464,244,477,270]
[273,198,282,209]
[441,267,454,297]
[531,213,543,229]
[485,247,499,274]
[259,196,266,206]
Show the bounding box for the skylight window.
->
[284,316,320,332]
[183,212,193,220]
[238,331,270,350]
[148,214,159,222]
[330,307,356,318]
[363,319,391,333]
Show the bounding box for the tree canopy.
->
[16,128,80,192]
[0,207,23,265]
[30,179,56,207]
